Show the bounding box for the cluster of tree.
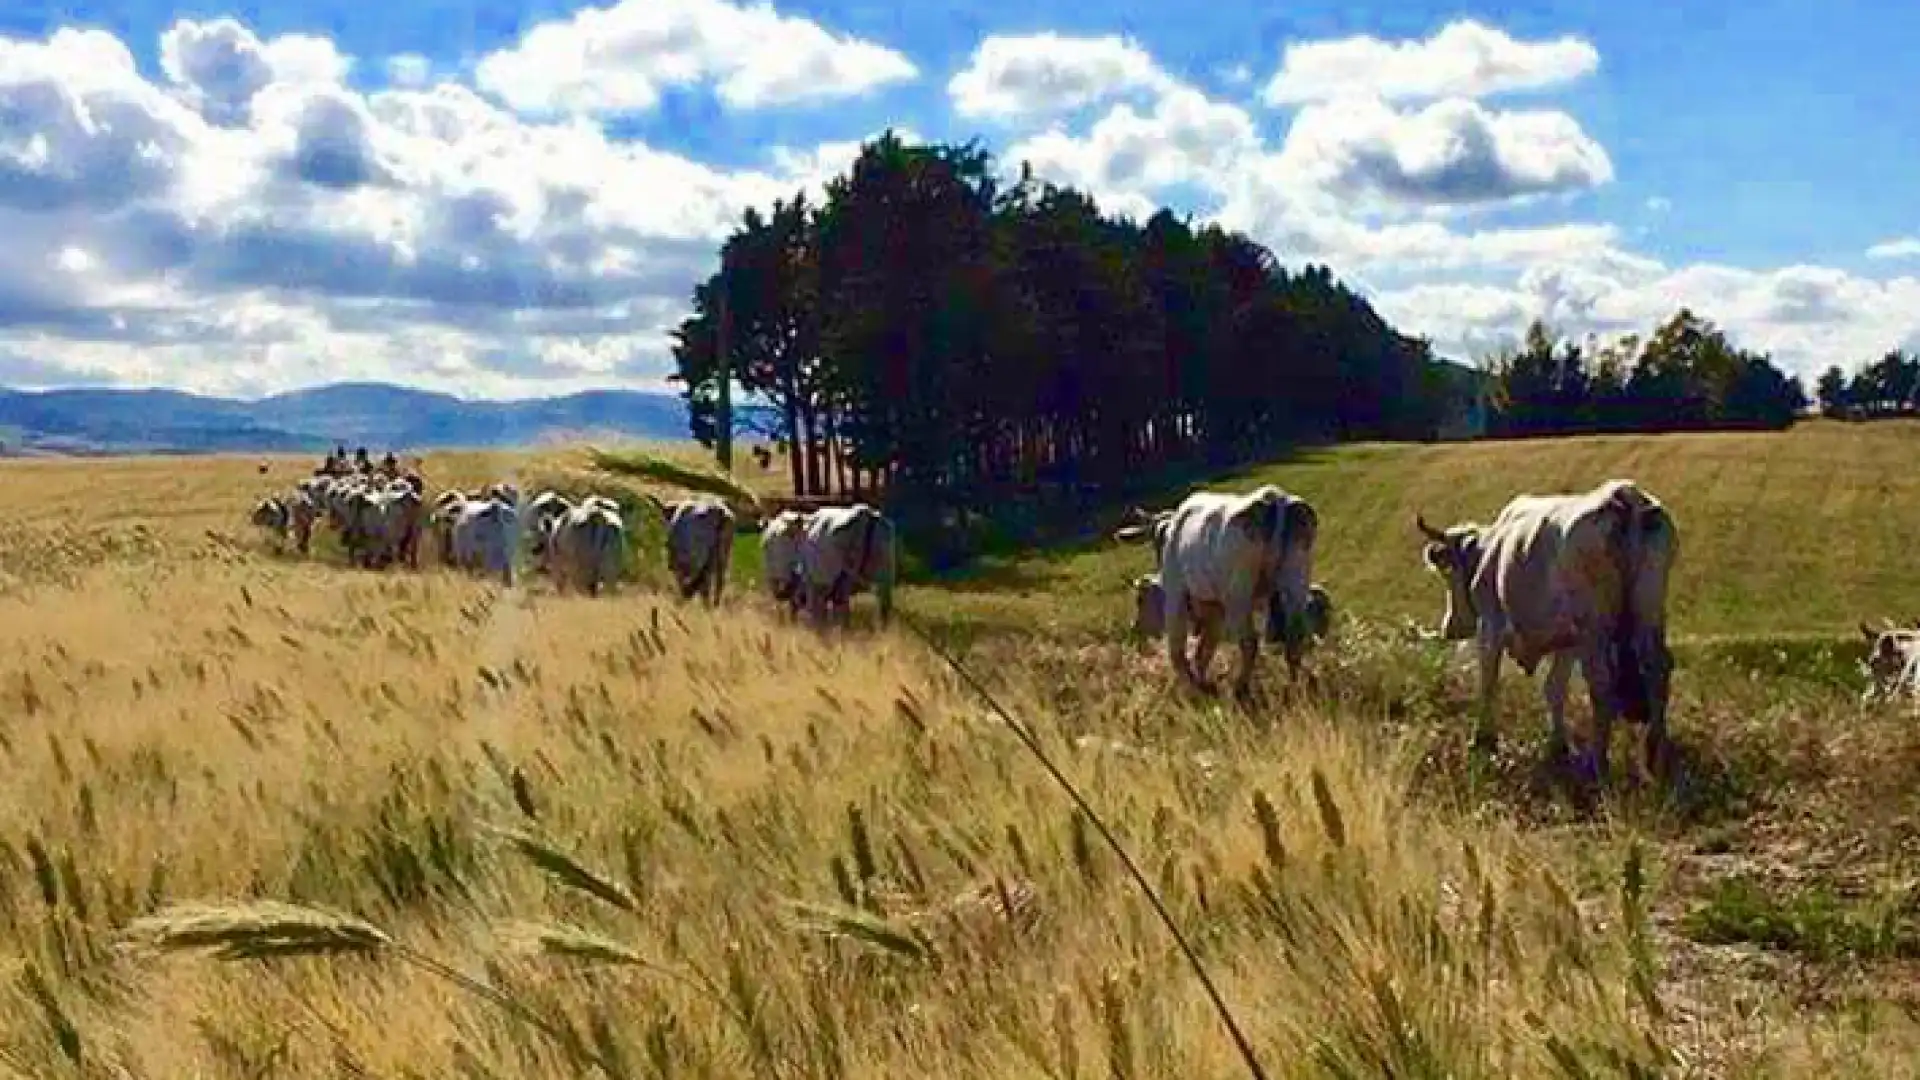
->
[1480,311,1809,438]
[668,132,1455,520]
[1814,350,1920,418]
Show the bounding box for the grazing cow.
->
[795,504,896,628]
[429,490,468,563]
[546,498,625,596]
[1115,486,1319,698]
[1415,478,1678,781]
[250,497,291,546]
[522,491,573,573]
[344,484,424,570]
[759,510,812,613]
[649,495,736,605]
[1859,619,1920,706]
[450,498,520,585]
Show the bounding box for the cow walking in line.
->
[1415,478,1678,783]
[1114,484,1320,699]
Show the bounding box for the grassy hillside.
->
[914,419,1920,643]
[2,423,1919,1077]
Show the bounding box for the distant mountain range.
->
[0,382,727,456]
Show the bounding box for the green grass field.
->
[905,419,1920,646]
[4,421,1920,1077]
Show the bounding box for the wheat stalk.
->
[124,901,626,1078]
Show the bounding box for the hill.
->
[2,423,1919,1077]
[0,381,760,456]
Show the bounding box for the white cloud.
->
[159,18,350,125]
[473,0,917,115]
[948,34,1172,124]
[0,14,1913,403]
[1867,237,1920,260]
[1376,259,1920,378]
[1004,86,1259,217]
[1645,195,1671,213]
[1271,95,1611,209]
[386,53,432,89]
[0,19,893,396]
[1263,19,1599,105]
[998,26,1920,380]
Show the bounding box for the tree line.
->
[1814,350,1920,419]
[669,130,1814,537]
[1477,311,1809,438]
[669,132,1451,522]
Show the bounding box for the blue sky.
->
[0,0,1915,398]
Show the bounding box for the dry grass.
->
[0,429,1917,1077]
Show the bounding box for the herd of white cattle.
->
[248,469,897,626]
[1108,477,1678,783]
[251,467,1920,785]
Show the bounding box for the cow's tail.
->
[1605,483,1676,724]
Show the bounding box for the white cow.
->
[649,495,736,605]
[795,504,896,628]
[428,490,469,564]
[344,483,424,570]
[1859,620,1920,707]
[1115,485,1319,698]
[759,510,812,614]
[546,498,626,596]
[450,498,520,585]
[1416,478,1678,781]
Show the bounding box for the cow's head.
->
[1416,513,1483,641]
[1859,620,1920,703]
[1131,574,1166,639]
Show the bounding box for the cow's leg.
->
[1225,594,1259,700]
[1472,619,1506,753]
[1580,642,1618,786]
[1163,591,1201,690]
[1191,617,1223,694]
[1639,630,1675,783]
[1542,651,1575,765]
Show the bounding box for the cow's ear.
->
[1422,542,1450,572]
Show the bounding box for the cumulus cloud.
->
[1273,95,1611,208]
[1375,260,1920,379]
[159,17,350,124]
[1867,237,1920,260]
[1262,19,1599,105]
[1004,86,1259,217]
[473,0,917,115]
[948,34,1171,123]
[0,13,1911,400]
[385,54,432,89]
[0,17,897,396]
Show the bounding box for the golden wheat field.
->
[3,437,1920,1078]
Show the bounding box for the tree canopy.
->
[1476,311,1809,437]
[670,131,1448,517]
[1813,349,1920,419]
[670,130,1811,543]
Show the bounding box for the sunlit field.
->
[3,423,1920,1077]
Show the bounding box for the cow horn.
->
[1415,513,1446,543]
[1863,620,1880,641]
